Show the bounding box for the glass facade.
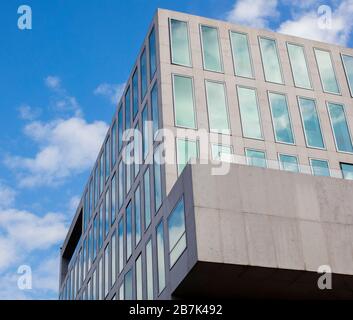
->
[310,159,330,177]
[132,69,139,119]
[144,168,151,229]
[342,54,353,97]
[140,49,147,100]
[315,49,340,94]
[135,254,143,300]
[246,149,267,168]
[177,139,199,175]
[237,86,262,139]
[268,92,294,144]
[170,19,191,66]
[201,25,223,72]
[211,144,233,161]
[287,43,311,89]
[259,37,283,84]
[279,154,300,173]
[154,145,163,212]
[111,174,116,224]
[126,201,132,260]
[230,31,253,78]
[118,218,124,274]
[146,239,154,300]
[149,27,157,78]
[134,186,142,246]
[156,221,166,294]
[124,269,133,300]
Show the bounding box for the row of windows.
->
[169,19,353,96]
[61,197,187,300]
[172,75,353,154]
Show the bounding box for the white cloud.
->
[5,117,108,187]
[45,76,61,90]
[278,0,353,45]
[226,0,279,28]
[0,183,16,209]
[69,195,81,216]
[94,82,125,104]
[18,105,42,121]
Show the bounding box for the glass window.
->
[287,43,312,89]
[230,31,253,78]
[98,258,103,300]
[149,27,157,79]
[89,179,93,219]
[126,142,132,193]
[134,123,141,177]
[111,174,116,224]
[237,86,263,139]
[105,137,110,181]
[126,201,132,260]
[94,166,98,208]
[87,278,91,301]
[124,269,133,300]
[259,37,283,84]
[136,254,143,300]
[104,244,110,297]
[341,163,353,180]
[342,54,353,97]
[132,69,139,120]
[151,83,159,138]
[211,144,233,162]
[140,49,147,100]
[146,239,154,300]
[201,25,223,72]
[310,159,330,177]
[205,81,230,134]
[84,191,88,231]
[111,232,117,286]
[83,238,87,280]
[144,168,151,229]
[135,186,142,246]
[298,97,325,149]
[99,153,104,195]
[105,189,110,237]
[279,154,300,173]
[173,75,196,129]
[93,214,97,260]
[88,226,93,270]
[118,160,124,209]
[99,203,103,249]
[118,105,123,152]
[142,104,150,160]
[118,218,124,273]
[168,198,186,267]
[119,282,124,300]
[170,19,191,66]
[177,139,199,175]
[156,221,166,294]
[314,49,340,94]
[125,87,131,130]
[92,269,97,300]
[268,92,294,144]
[78,249,82,290]
[154,145,163,212]
[246,149,267,168]
[327,102,353,153]
[112,122,116,167]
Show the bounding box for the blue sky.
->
[0,0,352,300]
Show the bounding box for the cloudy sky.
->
[0,0,352,300]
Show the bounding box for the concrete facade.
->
[59,8,353,300]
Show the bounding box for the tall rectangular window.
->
[136,254,143,300]
[105,189,110,237]
[237,86,263,139]
[83,238,87,280]
[168,198,186,267]
[124,269,133,300]
[118,160,124,209]
[134,122,141,178]
[144,168,151,229]
[125,142,132,193]
[99,203,103,249]
[268,92,294,144]
[111,174,116,224]
[170,19,191,67]
[259,37,283,84]
[341,163,353,180]
[342,54,353,97]
[287,43,312,89]
[84,191,88,231]
[172,75,196,129]
[146,239,154,300]
[119,283,124,300]
[140,49,147,100]
[279,154,300,173]
[134,186,142,246]
[230,31,253,78]
[154,145,163,212]
[125,87,131,130]
[201,25,223,72]
[112,122,116,167]
[93,214,97,260]
[327,102,353,153]
[88,227,93,271]
[132,69,139,119]
[118,105,123,152]
[314,49,340,94]
[105,137,110,181]
[111,232,117,286]
[99,153,104,195]
[149,27,157,79]
[87,278,91,301]
[118,218,124,273]
[89,179,93,219]
[151,83,159,138]
[211,144,233,162]
[156,221,166,294]
[98,258,103,300]
[94,166,98,208]
[298,97,325,149]
[310,159,330,177]
[92,271,97,300]
[78,249,82,291]
[142,104,150,160]
[245,149,267,168]
[205,81,230,134]
[126,201,132,260]
[104,244,110,297]
[177,139,199,175]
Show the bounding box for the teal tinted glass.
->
[311,159,330,177]
[149,27,157,78]
[259,37,283,84]
[170,19,191,66]
[342,54,353,97]
[177,139,198,174]
[341,163,353,180]
[287,43,311,89]
[140,49,147,99]
[201,25,223,72]
[230,31,253,78]
[279,154,299,172]
[246,149,267,168]
[132,69,139,119]
[211,144,232,161]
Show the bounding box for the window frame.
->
[278,153,300,173]
[245,148,268,168]
[309,157,331,177]
[341,53,353,98]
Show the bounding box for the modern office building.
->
[59,9,353,300]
